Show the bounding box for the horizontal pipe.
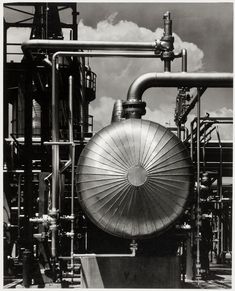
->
[44,141,74,145]
[49,51,161,59]
[127,72,233,101]
[59,252,136,259]
[22,39,156,53]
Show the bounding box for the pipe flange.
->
[123,100,146,119]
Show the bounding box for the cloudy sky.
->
[76,2,233,139]
[4,2,233,139]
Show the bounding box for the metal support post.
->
[72,3,78,40]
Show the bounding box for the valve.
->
[130,239,138,256]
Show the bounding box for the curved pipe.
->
[127,72,233,101]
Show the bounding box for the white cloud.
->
[89,96,115,132]
[78,14,205,131]
[207,107,233,118]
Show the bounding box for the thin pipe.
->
[216,128,223,200]
[196,90,201,282]
[23,61,33,287]
[216,127,223,257]
[177,123,181,140]
[68,76,75,279]
[127,72,233,101]
[68,76,74,143]
[202,123,206,170]
[181,49,187,72]
[44,141,74,145]
[59,250,136,259]
[70,144,75,273]
[17,174,22,256]
[80,57,86,140]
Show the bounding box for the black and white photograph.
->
[2,1,233,288]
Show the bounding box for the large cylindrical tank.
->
[76,119,193,239]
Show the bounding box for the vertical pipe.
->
[216,127,223,258]
[51,55,60,259]
[196,90,201,281]
[72,3,78,40]
[203,126,206,170]
[41,86,50,171]
[182,49,187,72]
[177,123,181,140]
[17,174,22,256]
[220,145,223,257]
[51,56,60,216]
[50,224,57,260]
[23,61,33,287]
[23,250,32,288]
[79,57,86,141]
[164,61,171,72]
[70,145,75,278]
[68,76,74,143]
[4,21,8,169]
[69,76,75,278]
[177,125,181,140]
[190,122,194,160]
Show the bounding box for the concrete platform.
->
[80,256,181,288]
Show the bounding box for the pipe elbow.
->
[125,71,233,119]
[124,73,157,118]
[127,72,158,101]
[127,72,233,102]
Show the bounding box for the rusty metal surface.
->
[76,119,193,239]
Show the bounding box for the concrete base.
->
[81,256,181,288]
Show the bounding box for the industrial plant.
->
[3,3,233,288]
